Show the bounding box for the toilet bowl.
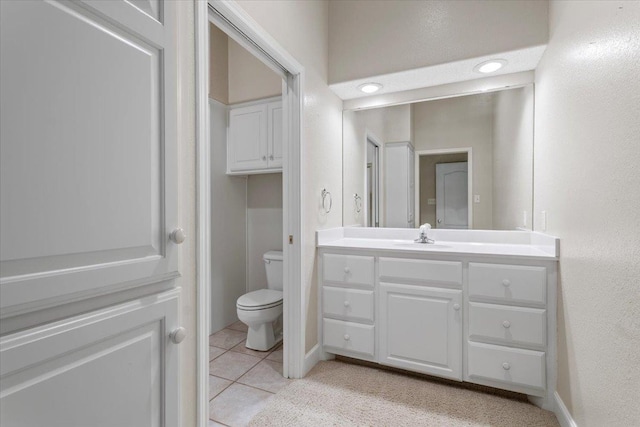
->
[236,251,283,351]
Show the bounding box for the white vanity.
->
[317,227,558,410]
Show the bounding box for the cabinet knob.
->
[269,154,274,160]
[344,334,350,341]
[453,303,461,311]
[262,155,267,161]
[502,279,511,287]
[344,267,350,274]
[502,320,511,329]
[170,228,186,244]
[344,301,350,307]
[170,327,187,344]
[502,362,511,371]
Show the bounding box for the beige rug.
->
[249,360,559,426]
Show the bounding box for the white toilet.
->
[236,250,283,351]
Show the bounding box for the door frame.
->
[195,2,305,427]
[364,131,382,227]
[414,148,473,228]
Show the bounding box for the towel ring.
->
[321,188,332,214]
[354,193,362,213]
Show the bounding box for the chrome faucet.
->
[415,223,435,244]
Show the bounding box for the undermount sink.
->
[393,241,452,249]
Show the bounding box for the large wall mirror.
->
[343,85,534,230]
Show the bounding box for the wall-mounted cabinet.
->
[227,98,282,174]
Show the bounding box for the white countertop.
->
[316,227,559,260]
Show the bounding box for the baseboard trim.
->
[554,392,577,427]
[302,344,320,376]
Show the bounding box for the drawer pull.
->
[502,362,511,370]
[344,334,350,341]
[344,301,350,307]
[502,320,511,328]
[453,303,461,311]
[344,267,351,274]
[502,279,511,287]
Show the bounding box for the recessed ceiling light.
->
[474,59,507,74]
[358,83,383,94]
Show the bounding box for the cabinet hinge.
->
[289,235,293,244]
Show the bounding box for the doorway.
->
[414,148,473,229]
[366,137,380,227]
[196,2,305,427]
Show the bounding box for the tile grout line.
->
[209,327,284,426]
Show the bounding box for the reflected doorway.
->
[366,137,380,227]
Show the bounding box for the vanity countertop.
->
[316,227,559,260]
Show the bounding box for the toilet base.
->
[246,321,279,351]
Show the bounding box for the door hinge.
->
[289,235,293,244]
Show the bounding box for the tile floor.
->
[208,321,287,427]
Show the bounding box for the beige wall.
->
[328,0,548,83]
[412,94,494,229]
[419,153,468,226]
[383,104,411,142]
[492,86,534,230]
[534,1,640,425]
[247,174,283,292]
[235,0,344,354]
[209,23,229,104]
[228,38,282,104]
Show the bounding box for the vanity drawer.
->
[468,341,546,391]
[469,302,546,348]
[379,257,462,286]
[323,254,374,287]
[323,286,374,323]
[468,263,546,305]
[323,318,374,357]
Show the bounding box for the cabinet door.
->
[228,104,268,172]
[0,290,180,427]
[267,101,283,169]
[379,283,462,380]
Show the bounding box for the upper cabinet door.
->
[0,0,179,318]
[268,102,284,169]
[228,104,269,172]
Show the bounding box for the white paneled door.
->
[0,0,180,425]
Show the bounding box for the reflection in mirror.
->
[342,85,534,230]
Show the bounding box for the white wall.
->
[247,174,283,292]
[175,3,196,426]
[342,108,385,226]
[412,94,494,229]
[235,0,344,353]
[492,86,534,230]
[534,1,640,425]
[328,0,548,83]
[342,105,411,227]
[210,100,247,333]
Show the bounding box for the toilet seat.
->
[237,289,283,311]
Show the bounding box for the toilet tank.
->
[264,250,283,291]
